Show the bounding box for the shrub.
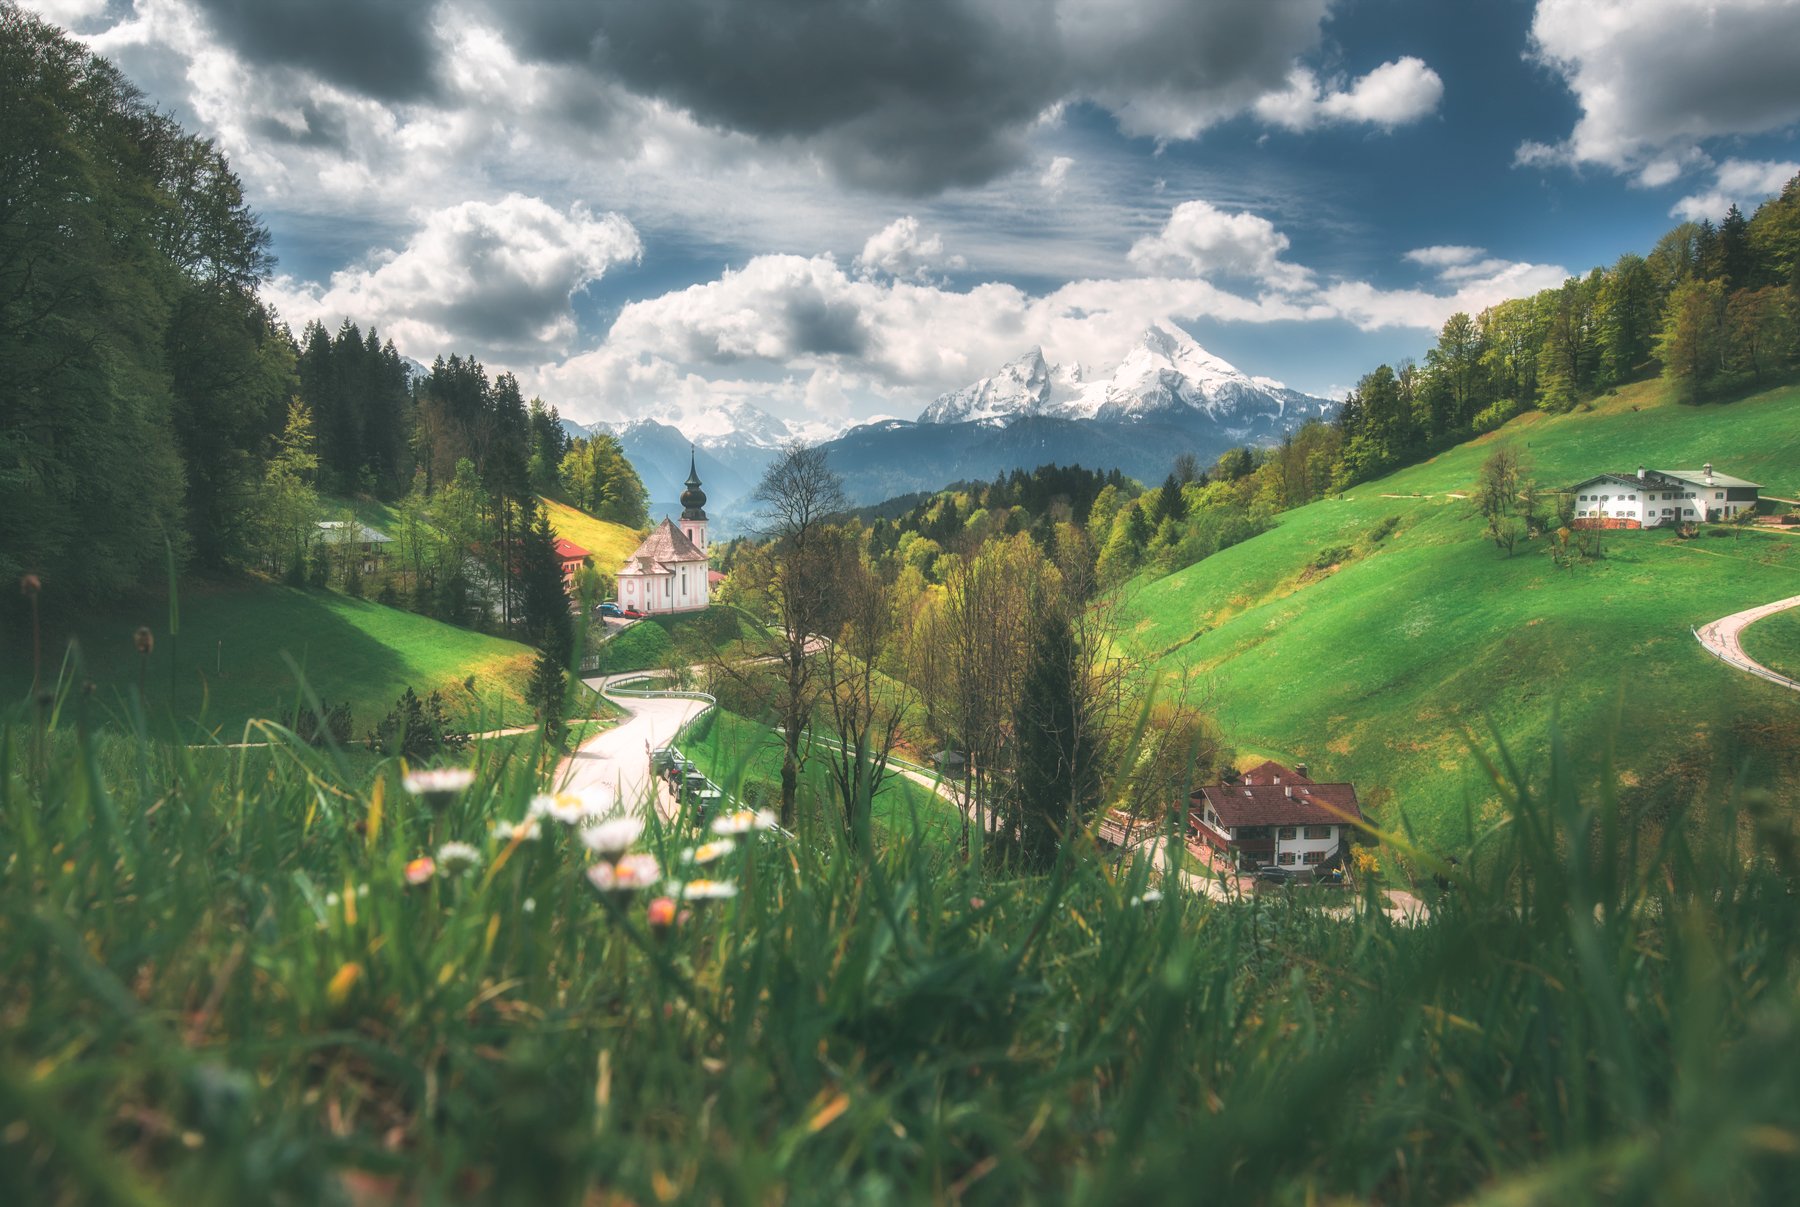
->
[366,686,468,759]
[290,699,353,748]
[1366,514,1401,544]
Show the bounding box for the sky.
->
[24,0,1800,434]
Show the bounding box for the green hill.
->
[540,496,642,574]
[9,581,543,739]
[1129,377,1800,860]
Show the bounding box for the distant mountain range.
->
[566,322,1336,521]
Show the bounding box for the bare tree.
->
[819,552,917,848]
[752,442,849,828]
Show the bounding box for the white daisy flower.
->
[522,897,537,914]
[436,841,482,875]
[324,892,340,908]
[1131,889,1164,906]
[586,853,659,894]
[671,878,739,901]
[530,791,612,826]
[580,816,645,856]
[709,809,779,836]
[402,767,475,798]
[682,838,736,865]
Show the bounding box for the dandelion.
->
[403,767,475,800]
[436,841,482,876]
[671,879,738,901]
[682,838,736,865]
[710,808,778,836]
[646,896,678,929]
[580,816,645,855]
[494,818,542,843]
[403,856,436,885]
[586,852,659,894]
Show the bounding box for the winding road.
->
[556,673,711,820]
[1693,594,1800,694]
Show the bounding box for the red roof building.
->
[553,538,591,583]
[1190,760,1363,875]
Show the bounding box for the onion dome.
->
[679,447,707,520]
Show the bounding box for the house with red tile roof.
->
[1189,760,1363,875]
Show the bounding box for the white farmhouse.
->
[1569,464,1761,529]
[1189,760,1364,876]
[616,452,712,615]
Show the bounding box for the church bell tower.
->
[679,447,708,552]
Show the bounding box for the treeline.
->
[715,448,1229,866]
[1330,178,1800,491]
[0,10,646,621]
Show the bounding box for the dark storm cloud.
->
[190,0,441,102]
[481,0,1330,194]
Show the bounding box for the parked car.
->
[597,601,623,618]
[1254,865,1297,885]
[621,608,646,620]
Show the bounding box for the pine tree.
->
[526,648,570,745]
[1010,612,1100,870]
[517,498,574,664]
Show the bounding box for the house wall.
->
[619,560,711,614]
[1272,825,1341,867]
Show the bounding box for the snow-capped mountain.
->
[918,348,1086,425]
[919,321,1332,435]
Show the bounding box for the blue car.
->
[597,601,623,618]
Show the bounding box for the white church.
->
[617,451,712,615]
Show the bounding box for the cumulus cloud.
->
[1670,157,1800,221]
[1253,57,1444,132]
[536,217,1568,420]
[1040,155,1074,194]
[1521,0,1800,176]
[855,217,963,279]
[1127,200,1311,290]
[1404,245,1483,268]
[265,194,641,358]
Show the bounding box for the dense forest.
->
[0,9,646,634]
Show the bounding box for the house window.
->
[1302,851,1325,865]
[1278,852,1297,865]
[1715,491,1724,499]
[1303,825,1332,840]
[1277,826,1297,840]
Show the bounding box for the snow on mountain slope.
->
[918,348,1087,425]
[919,321,1331,432]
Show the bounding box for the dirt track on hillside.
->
[1694,595,1800,694]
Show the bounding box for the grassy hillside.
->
[540,496,642,574]
[10,580,543,739]
[1742,606,1800,683]
[1129,376,1800,862]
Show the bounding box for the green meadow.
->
[8,581,543,739]
[1129,377,1800,860]
[1741,606,1800,683]
[681,707,966,847]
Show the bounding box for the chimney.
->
[1637,465,1645,481]
[1284,786,1292,797]
[1704,462,1714,485]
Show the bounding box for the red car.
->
[621,608,647,620]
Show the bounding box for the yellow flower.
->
[326,962,362,1006]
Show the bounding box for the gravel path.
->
[1693,594,1800,694]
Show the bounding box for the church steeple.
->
[679,447,707,521]
[678,446,709,553]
